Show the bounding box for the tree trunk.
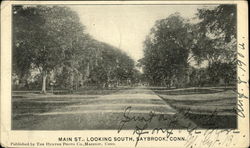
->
[107,68,111,88]
[75,76,78,91]
[69,69,74,93]
[41,71,47,94]
[84,62,90,84]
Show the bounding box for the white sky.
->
[69,5,213,62]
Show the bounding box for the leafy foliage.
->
[193,5,237,65]
[12,5,138,92]
[141,5,237,87]
[197,5,236,42]
[142,13,192,87]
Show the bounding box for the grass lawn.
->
[153,87,237,129]
[12,87,124,129]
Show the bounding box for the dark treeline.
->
[12,5,237,93]
[139,5,237,88]
[12,5,139,93]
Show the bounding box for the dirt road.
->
[13,87,196,130]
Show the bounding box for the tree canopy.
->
[140,5,237,87]
[141,13,193,87]
[13,4,237,91]
[13,5,138,92]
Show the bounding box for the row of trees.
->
[12,5,138,93]
[140,5,237,87]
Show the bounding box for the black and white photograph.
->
[1,1,249,148]
[11,4,239,131]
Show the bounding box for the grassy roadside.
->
[153,87,237,129]
[12,87,127,129]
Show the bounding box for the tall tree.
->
[193,5,237,65]
[13,6,86,93]
[193,5,237,84]
[142,13,193,87]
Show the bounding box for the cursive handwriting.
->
[118,106,156,133]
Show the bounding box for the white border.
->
[1,1,249,148]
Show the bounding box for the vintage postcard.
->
[1,0,249,148]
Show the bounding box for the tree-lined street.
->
[12,4,237,130]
